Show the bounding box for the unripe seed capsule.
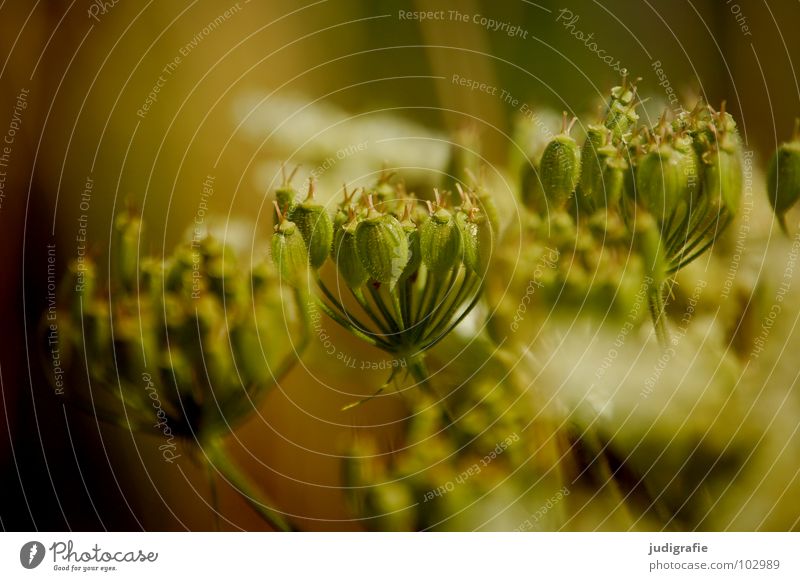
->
[271,204,309,286]
[399,204,421,280]
[578,125,612,211]
[333,217,369,289]
[598,146,628,210]
[274,164,300,224]
[355,199,409,287]
[703,146,743,217]
[288,181,333,269]
[420,202,463,274]
[635,144,694,224]
[457,208,492,274]
[540,117,581,209]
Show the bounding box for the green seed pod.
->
[271,210,309,286]
[457,209,493,274]
[273,164,300,224]
[703,143,742,217]
[767,126,800,233]
[455,211,477,272]
[578,125,612,211]
[113,211,142,292]
[540,132,581,209]
[598,147,628,210]
[355,201,409,287]
[332,217,369,289]
[420,204,462,274]
[288,182,333,269]
[400,205,422,280]
[333,207,349,234]
[635,143,696,224]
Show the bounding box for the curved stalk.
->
[205,438,294,532]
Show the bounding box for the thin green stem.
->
[315,276,373,335]
[419,282,483,352]
[368,283,401,334]
[341,366,401,411]
[407,357,456,426]
[648,283,669,347]
[205,439,294,531]
[421,269,475,343]
[350,286,392,335]
[313,297,393,351]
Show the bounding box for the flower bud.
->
[766,124,800,233]
[271,204,309,286]
[355,199,409,287]
[332,215,369,289]
[288,181,333,269]
[540,116,581,209]
[420,200,463,274]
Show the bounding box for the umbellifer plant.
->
[271,173,494,408]
[55,212,307,530]
[520,78,744,344]
[48,76,793,532]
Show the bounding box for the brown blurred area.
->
[1,0,798,531]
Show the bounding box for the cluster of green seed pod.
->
[344,376,563,531]
[487,206,649,347]
[58,212,307,441]
[515,78,745,343]
[271,171,495,358]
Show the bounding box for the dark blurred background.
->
[1,0,798,531]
